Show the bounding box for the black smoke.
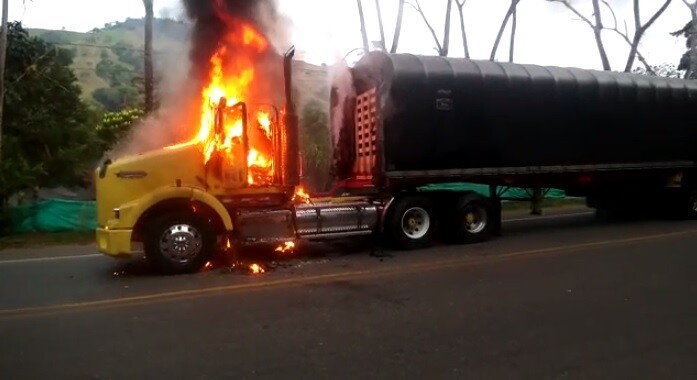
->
[182,0,284,83]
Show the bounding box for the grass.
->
[0,231,95,251]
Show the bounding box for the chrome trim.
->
[116,170,148,179]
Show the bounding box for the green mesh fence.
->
[418,183,568,200]
[4,184,569,234]
[7,199,97,234]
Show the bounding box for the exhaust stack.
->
[282,46,299,187]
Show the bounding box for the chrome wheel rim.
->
[463,205,487,234]
[401,207,431,239]
[159,224,202,263]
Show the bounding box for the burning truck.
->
[95,2,697,274]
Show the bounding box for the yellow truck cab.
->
[94,48,302,274]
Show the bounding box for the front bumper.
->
[96,227,135,258]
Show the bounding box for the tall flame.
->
[195,22,275,186]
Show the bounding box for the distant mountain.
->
[28,17,329,112]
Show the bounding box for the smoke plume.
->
[110,0,292,159]
[108,34,197,158]
[182,0,290,84]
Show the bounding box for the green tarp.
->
[8,199,97,234]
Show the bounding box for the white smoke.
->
[327,59,355,147]
[107,33,199,159]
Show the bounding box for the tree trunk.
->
[455,1,470,58]
[623,0,672,72]
[0,0,8,162]
[490,0,520,61]
[688,3,697,79]
[356,0,370,52]
[374,0,386,50]
[390,0,405,53]
[441,0,453,56]
[411,0,443,54]
[591,0,611,70]
[509,3,517,62]
[143,0,154,114]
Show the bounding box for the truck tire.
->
[450,193,494,244]
[387,196,437,250]
[689,192,697,219]
[677,190,697,220]
[144,212,216,275]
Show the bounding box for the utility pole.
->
[143,0,154,114]
[0,0,8,162]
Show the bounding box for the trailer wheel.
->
[682,191,697,220]
[144,212,215,275]
[451,193,494,244]
[387,196,437,250]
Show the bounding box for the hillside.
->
[28,18,329,112]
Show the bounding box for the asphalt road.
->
[1,210,696,379]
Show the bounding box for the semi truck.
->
[95,47,697,274]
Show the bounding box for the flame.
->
[274,241,296,253]
[194,22,275,186]
[249,263,265,274]
[293,186,311,204]
[257,112,272,138]
[204,261,213,270]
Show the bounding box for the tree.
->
[633,62,683,78]
[0,22,98,206]
[391,0,406,53]
[548,0,611,70]
[409,0,454,56]
[549,0,672,72]
[95,108,145,153]
[509,1,518,62]
[490,0,521,61]
[622,0,672,72]
[671,0,697,79]
[356,0,370,52]
[374,0,387,50]
[454,0,470,58]
[143,0,154,113]
[300,100,332,192]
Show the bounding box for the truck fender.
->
[119,186,233,231]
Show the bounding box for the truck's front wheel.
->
[144,212,215,275]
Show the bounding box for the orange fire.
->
[293,186,311,204]
[195,22,275,186]
[249,263,265,274]
[274,241,296,253]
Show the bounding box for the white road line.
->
[0,212,595,265]
[0,254,102,265]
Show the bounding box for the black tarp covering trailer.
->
[333,51,697,192]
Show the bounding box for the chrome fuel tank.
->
[294,202,378,239]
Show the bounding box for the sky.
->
[5,0,692,71]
